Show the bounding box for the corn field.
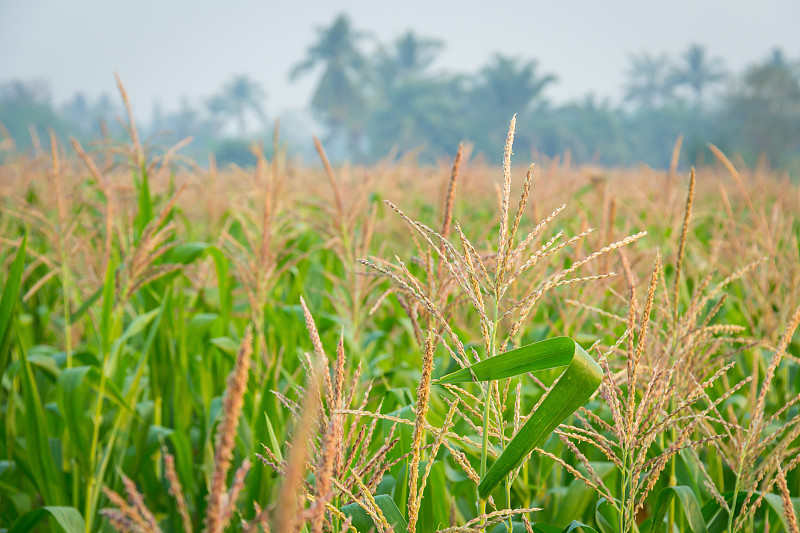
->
[1,86,799,533]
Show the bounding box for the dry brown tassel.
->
[204,328,254,533]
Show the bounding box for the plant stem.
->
[667,424,677,533]
[480,385,491,479]
[727,461,745,533]
[60,261,73,369]
[85,307,120,533]
[479,298,501,525]
[505,475,512,532]
[479,380,492,524]
[621,443,634,533]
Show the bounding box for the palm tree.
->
[766,47,800,79]
[290,13,368,152]
[725,49,800,165]
[208,75,267,137]
[0,79,51,104]
[467,54,556,156]
[670,44,726,105]
[63,93,91,134]
[366,75,466,159]
[624,52,674,108]
[392,31,443,78]
[167,98,213,141]
[368,31,443,96]
[472,54,556,120]
[368,31,443,102]
[364,31,461,159]
[768,47,788,67]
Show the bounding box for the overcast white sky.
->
[1,0,799,117]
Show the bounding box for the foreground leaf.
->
[435,336,579,384]
[562,521,600,533]
[18,330,66,505]
[555,462,616,526]
[0,233,26,379]
[490,522,550,532]
[435,337,602,499]
[341,494,407,533]
[594,498,620,533]
[703,491,746,533]
[645,485,707,533]
[9,505,85,533]
[762,493,800,533]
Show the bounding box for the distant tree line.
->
[1,13,799,171]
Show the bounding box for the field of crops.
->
[1,106,799,533]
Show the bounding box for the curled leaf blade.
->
[435,336,575,384]
[437,337,602,499]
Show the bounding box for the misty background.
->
[1,1,799,171]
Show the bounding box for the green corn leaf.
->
[207,246,231,322]
[594,498,620,533]
[702,490,798,533]
[490,521,548,532]
[100,258,116,355]
[168,429,195,498]
[702,491,746,533]
[18,328,66,505]
[56,366,93,460]
[9,505,85,533]
[166,241,209,264]
[555,461,616,527]
[647,485,707,533]
[341,494,407,533]
[264,413,284,462]
[114,308,160,347]
[561,521,600,533]
[0,233,27,380]
[762,493,800,533]
[526,524,562,533]
[416,460,449,532]
[134,164,154,239]
[68,285,102,324]
[435,337,602,499]
[434,336,577,384]
[211,336,240,356]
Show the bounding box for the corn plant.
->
[2,88,799,533]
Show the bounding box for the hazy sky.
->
[2,0,799,117]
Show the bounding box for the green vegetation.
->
[2,14,800,171]
[0,83,799,533]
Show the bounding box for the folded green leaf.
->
[762,493,800,533]
[341,494,407,533]
[0,233,27,380]
[489,521,548,532]
[9,505,85,533]
[702,491,798,533]
[69,285,102,324]
[561,521,600,533]
[434,336,577,384]
[555,461,617,526]
[56,366,93,458]
[436,337,602,499]
[527,523,562,533]
[702,491,746,533]
[134,167,154,238]
[594,498,621,533]
[166,241,209,264]
[647,485,707,533]
[18,336,67,505]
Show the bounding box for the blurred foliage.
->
[1,14,799,172]
[0,118,798,530]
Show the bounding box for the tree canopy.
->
[1,16,798,173]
